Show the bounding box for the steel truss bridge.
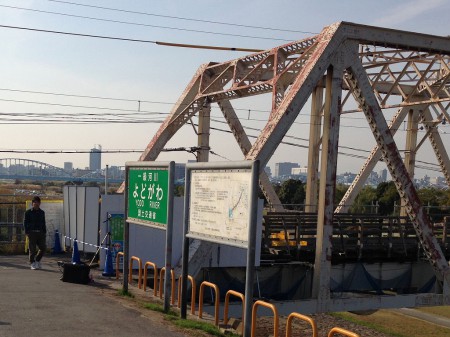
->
[0,158,124,183]
[119,22,450,314]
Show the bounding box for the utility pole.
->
[104,165,109,195]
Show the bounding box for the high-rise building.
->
[379,169,388,182]
[64,162,73,171]
[274,162,299,177]
[89,145,102,171]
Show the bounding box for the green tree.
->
[277,179,305,210]
[335,184,349,207]
[418,187,449,221]
[350,185,377,213]
[376,181,400,215]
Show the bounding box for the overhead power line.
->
[0,5,293,42]
[0,24,263,52]
[0,147,201,154]
[46,0,318,35]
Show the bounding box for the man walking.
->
[24,196,46,270]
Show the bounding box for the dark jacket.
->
[24,208,46,234]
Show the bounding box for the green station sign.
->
[127,167,169,226]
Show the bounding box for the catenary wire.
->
[0,24,263,52]
[45,0,319,34]
[0,5,294,42]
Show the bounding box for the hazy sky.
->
[0,0,449,177]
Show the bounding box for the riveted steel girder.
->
[128,22,450,311]
[346,55,450,286]
[218,99,283,210]
[312,63,343,310]
[335,105,410,213]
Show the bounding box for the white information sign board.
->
[188,169,252,247]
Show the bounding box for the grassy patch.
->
[117,288,134,298]
[143,302,239,337]
[332,312,403,337]
[143,302,177,316]
[168,318,235,336]
[334,310,450,337]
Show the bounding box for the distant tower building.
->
[89,145,102,171]
[274,162,299,177]
[379,168,387,182]
[64,162,73,171]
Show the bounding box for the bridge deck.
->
[262,212,450,264]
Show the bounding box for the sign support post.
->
[180,160,259,335]
[124,161,174,312]
[243,160,259,337]
[164,161,175,312]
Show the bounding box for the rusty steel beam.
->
[119,21,450,312]
[346,53,450,287]
[305,85,323,213]
[312,62,343,309]
[197,105,211,162]
[335,105,410,213]
[217,100,283,210]
[420,109,450,186]
[400,109,420,217]
[245,23,344,165]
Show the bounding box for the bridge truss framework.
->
[132,22,450,313]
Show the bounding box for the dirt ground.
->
[253,313,390,337]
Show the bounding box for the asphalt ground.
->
[0,254,191,337]
[3,254,450,337]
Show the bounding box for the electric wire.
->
[46,0,318,34]
[0,24,262,52]
[0,5,294,42]
[0,90,408,125]
[0,94,447,167]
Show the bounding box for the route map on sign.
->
[189,170,251,244]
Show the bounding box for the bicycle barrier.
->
[223,290,245,335]
[251,300,279,337]
[177,275,196,314]
[328,327,360,337]
[286,312,318,337]
[115,252,124,280]
[143,261,158,296]
[159,267,176,305]
[129,256,143,289]
[198,281,220,326]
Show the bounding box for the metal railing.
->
[0,223,25,242]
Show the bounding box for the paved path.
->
[393,307,450,329]
[0,255,190,337]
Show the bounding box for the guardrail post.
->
[251,300,279,337]
[286,312,317,337]
[159,267,176,305]
[198,281,220,326]
[143,261,158,296]
[224,290,245,335]
[129,256,142,289]
[328,327,360,337]
[178,275,196,314]
[115,252,124,280]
